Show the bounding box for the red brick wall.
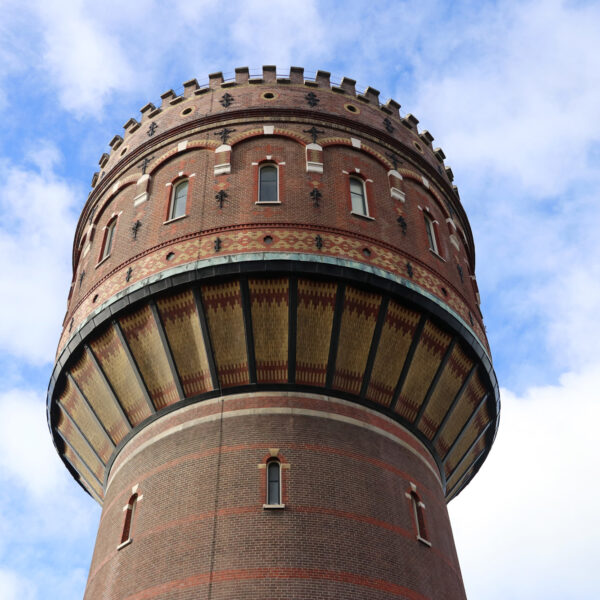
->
[85,394,466,600]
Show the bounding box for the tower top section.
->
[48,66,499,506]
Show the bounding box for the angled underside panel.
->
[396,322,452,421]
[332,287,380,395]
[58,378,113,464]
[366,301,420,406]
[249,278,289,384]
[201,281,250,388]
[89,326,152,426]
[418,344,474,440]
[434,370,487,458]
[119,305,179,410]
[156,290,213,397]
[295,279,337,387]
[55,405,105,483]
[70,351,129,445]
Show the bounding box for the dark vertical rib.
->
[288,276,298,383]
[442,392,490,462]
[389,314,427,412]
[414,337,457,428]
[67,372,116,448]
[149,300,185,401]
[445,421,492,495]
[431,363,478,447]
[85,344,132,429]
[56,429,104,491]
[359,296,389,399]
[325,283,346,389]
[58,402,106,467]
[240,277,257,384]
[112,320,156,414]
[193,287,220,391]
[446,449,486,501]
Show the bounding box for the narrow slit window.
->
[350,176,368,216]
[170,180,188,220]
[101,219,116,261]
[267,460,281,505]
[424,214,438,253]
[411,492,430,544]
[120,493,138,545]
[259,164,278,203]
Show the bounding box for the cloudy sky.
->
[0,0,598,598]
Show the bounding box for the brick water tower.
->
[47,66,500,599]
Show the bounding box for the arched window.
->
[424,213,438,253]
[349,176,368,216]
[119,493,138,547]
[169,179,188,220]
[258,164,278,203]
[266,459,281,505]
[100,219,117,261]
[410,491,430,545]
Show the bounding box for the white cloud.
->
[0,569,36,600]
[0,389,63,497]
[450,365,600,599]
[228,0,328,68]
[0,144,79,365]
[35,0,136,116]
[410,0,600,195]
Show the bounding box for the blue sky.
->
[0,1,599,598]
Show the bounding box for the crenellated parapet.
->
[86,66,456,212]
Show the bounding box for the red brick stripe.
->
[121,567,432,600]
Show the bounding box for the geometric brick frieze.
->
[58,226,488,357]
[48,272,498,504]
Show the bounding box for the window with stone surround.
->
[169,179,188,220]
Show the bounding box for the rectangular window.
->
[350,177,368,215]
[259,165,278,203]
[101,220,116,260]
[424,214,438,253]
[170,180,188,220]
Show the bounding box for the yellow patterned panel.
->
[89,326,151,426]
[418,343,473,440]
[444,400,492,475]
[70,351,129,445]
[63,444,104,501]
[156,290,213,397]
[332,287,380,395]
[366,301,420,406]
[201,281,249,388]
[434,370,486,458]
[58,378,113,464]
[56,405,105,483]
[250,278,289,384]
[395,321,452,422]
[446,436,487,495]
[119,305,179,410]
[296,279,337,386]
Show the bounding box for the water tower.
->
[47,66,499,599]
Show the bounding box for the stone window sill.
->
[117,538,133,550]
[351,211,375,221]
[163,214,187,225]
